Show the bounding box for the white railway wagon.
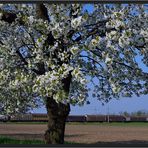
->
[10,114,32,121]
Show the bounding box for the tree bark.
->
[44,73,72,144]
[44,97,70,144]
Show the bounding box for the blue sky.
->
[33,94,148,115]
[33,4,148,115]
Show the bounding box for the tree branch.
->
[35,4,50,22]
[84,19,109,28]
[1,12,17,23]
[79,55,103,69]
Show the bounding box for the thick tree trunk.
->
[44,97,70,144]
[44,68,72,144]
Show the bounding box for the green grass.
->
[0,136,45,144]
[0,136,80,145]
[2,121,47,124]
[2,121,148,127]
[67,121,148,126]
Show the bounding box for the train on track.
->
[1,113,147,122]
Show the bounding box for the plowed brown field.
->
[0,123,148,144]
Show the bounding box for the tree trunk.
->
[44,97,70,144]
[44,69,72,144]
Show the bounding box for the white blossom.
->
[111,83,121,94]
[0,4,148,114]
[105,54,113,64]
[70,46,79,55]
[71,16,82,29]
[28,16,34,24]
[91,39,98,45]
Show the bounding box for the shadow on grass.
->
[0,134,43,141]
[0,136,44,144]
[1,133,87,140]
[65,134,86,138]
[1,136,148,146]
[0,136,80,145]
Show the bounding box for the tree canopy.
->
[0,4,148,115]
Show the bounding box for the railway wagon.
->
[108,115,126,122]
[31,114,86,122]
[86,115,106,122]
[10,114,32,121]
[0,115,10,122]
[66,115,86,122]
[129,116,147,122]
[32,113,48,122]
[9,114,148,122]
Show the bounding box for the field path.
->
[0,123,148,144]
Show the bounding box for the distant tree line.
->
[119,110,148,117]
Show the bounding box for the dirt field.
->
[0,123,148,144]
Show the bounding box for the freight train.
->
[5,113,148,122]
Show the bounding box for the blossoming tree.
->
[0,3,148,144]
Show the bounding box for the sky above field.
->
[32,4,148,115]
[34,94,148,115]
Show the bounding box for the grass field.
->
[0,136,45,144]
[0,136,78,144]
[67,121,148,126]
[2,121,148,127]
